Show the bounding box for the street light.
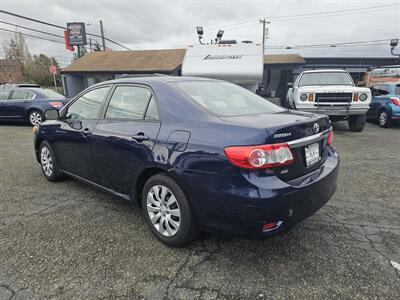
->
[196,26,205,44]
[390,39,399,47]
[196,26,204,36]
[390,38,400,61]
[214,29,224,44]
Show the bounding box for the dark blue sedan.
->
[33,77,339,246]
[367,82,400,127]
[0,86,69,125]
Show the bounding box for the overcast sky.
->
[1,0,399,67]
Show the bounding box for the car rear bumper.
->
[389,104,400,119]
[181,147,339,239]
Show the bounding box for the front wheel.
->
[348,114,366,132]
[29,110,43,126]
[142,174,199,247]
[39,141,64,182]
[377,110,392,128]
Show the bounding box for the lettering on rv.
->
[203,55,243,60]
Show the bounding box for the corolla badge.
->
[274,132,292,138]
[313,123,320,133]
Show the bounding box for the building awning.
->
[61,49,186,74]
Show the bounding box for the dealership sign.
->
[67,22,87,46]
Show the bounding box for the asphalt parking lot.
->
[0,122,399,300]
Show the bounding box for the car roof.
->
[91,76,222,87]
[302,69,348,74]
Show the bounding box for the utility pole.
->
[259,18,270,56]
[100,20,106,51]
[51,57,57,90]
[89,38,93,52]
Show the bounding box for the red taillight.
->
[327,129,333,145]
[262,221,283,232]
[49,101,63,108]
[224,143,294,169]
[390,97,400,106]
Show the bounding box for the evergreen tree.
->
[2,31,31,64]
[5,39,19,61]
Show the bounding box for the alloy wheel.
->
[30,111,42,125]
[379,111,387,126]
[40,146,53,176]
[146,185,181,237]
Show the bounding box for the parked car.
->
[0,86,69,126]
[367,82,400,127]
[286,70,371,131]
[33,77,339,247]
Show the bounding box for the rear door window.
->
[27,91,35,100]
[11,90,29,100]
[144,97,159,121]
[105,86,153,120]
[372,85,389,96]
[0,90,10,100]
[65,86,110,120]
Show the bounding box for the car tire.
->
[348,114,366,132]
[28,110,43,126]
[39,141,64,182]
[142,173,199,247]
[377,110,392,128]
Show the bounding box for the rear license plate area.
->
[304,142,320,167]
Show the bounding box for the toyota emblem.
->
[313,123,320,133]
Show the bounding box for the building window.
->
[85,74,115,87]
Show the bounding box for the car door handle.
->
[81,127,91,136]
[131,133,150,142]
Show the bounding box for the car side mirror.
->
[44,109,59,121]
[287,82,294,88]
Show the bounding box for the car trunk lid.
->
[220,110,332,181]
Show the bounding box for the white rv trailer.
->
[181,43,264,92]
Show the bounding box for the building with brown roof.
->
[60,49,398,99]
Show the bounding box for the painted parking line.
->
[390,260,400,271]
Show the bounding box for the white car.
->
[286,70,371,131]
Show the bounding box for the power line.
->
[0,9,65,29]
[0,9,132,50]
[0,28,98,54]
[0,27,65,44]
[269,3,399,21]
[266,39,391,49]
[0,20,102,46]
[0,20,64,39]
[148,3,399,41]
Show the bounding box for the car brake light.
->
[390,97,400,106]
[224,143,294,169]
[327,129,333,145]
[49,101,63,108]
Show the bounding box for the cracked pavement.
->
[0,122,399,299]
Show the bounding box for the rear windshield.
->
[175,81,284,117]
[39,88,65,98]
[299,72,354,86]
